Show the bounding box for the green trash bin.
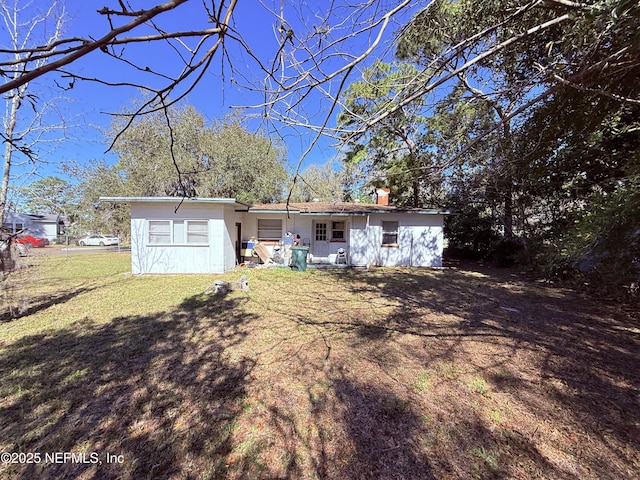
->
[290,246,309,272]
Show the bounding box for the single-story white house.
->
[100,193,452,274]
[2,212,66,241]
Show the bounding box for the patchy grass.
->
[466,375,490,395]
[1,254,639,479]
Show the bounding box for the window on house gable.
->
[257,219,282,241]
[382,221,399,246]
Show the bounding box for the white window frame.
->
[257,219,282,241]
[186,220,209,244]
[148,220,171,244]
[382,221,399,246]
[148,219,209,245]
[315,222,327,241]
[331,221,346,241]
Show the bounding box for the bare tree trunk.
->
[0,0,66,227]
[0,90,23,227]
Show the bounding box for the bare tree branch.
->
[1,0,70,223]
[0,0,196,95]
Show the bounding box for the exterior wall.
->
[2,213,36,234]
[241,212,443,267]
[223,205,243,272]
[241,213,303,242]
[2,212,59,240]
[408,216,445,267]
[130,202,231,274]
[349,214,444,268]
[242,212,304,262]
[240,212,305,257]
[36,222,59,241]
[240,214,353,260]
[128,202,445,273]
[348,216,371,266]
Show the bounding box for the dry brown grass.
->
[1,254,638,479]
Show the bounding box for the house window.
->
[331,221,345,241]
[315,222,327,241]
[257,219,282,241]
[149,220,171,244]
[14,223,23,233]
[382,221,399,246]
[148,220,209,244]
[187,220,209,244]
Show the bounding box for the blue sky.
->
[3,1,423,190]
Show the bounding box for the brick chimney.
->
[376,188,390,206]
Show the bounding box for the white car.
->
[77,234,119,247]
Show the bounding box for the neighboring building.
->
[2,212,66,241]
[100,194,453,274]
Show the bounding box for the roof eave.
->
[99,196,251,207]
[245,208,301,214]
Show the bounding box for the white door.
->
[312,221,330,258]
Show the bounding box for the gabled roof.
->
[28,214,63,223]
[3,212,62,223]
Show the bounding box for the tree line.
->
[338,0,639,291]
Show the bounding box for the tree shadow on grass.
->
[0,293,256,479]
[1,286,99,322]
[3,265,637,479]
[331,375,435,480]
[328,265,640,479]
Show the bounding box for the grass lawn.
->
[1,253,638,479]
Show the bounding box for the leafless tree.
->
[0,1,418,200]
[0,0,69,226]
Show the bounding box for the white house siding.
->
[240,212,444,268]
[241,214,358,261]
[223,205,244,272]
[348,216,370,266]
[130,202,228,274]
[32,220,59,241]
[113,197,447,273]
[409,219,444,267]
[2,212,61,241]
[308,216,351,260]
[352,213,443,268]
[242,213,301,240]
